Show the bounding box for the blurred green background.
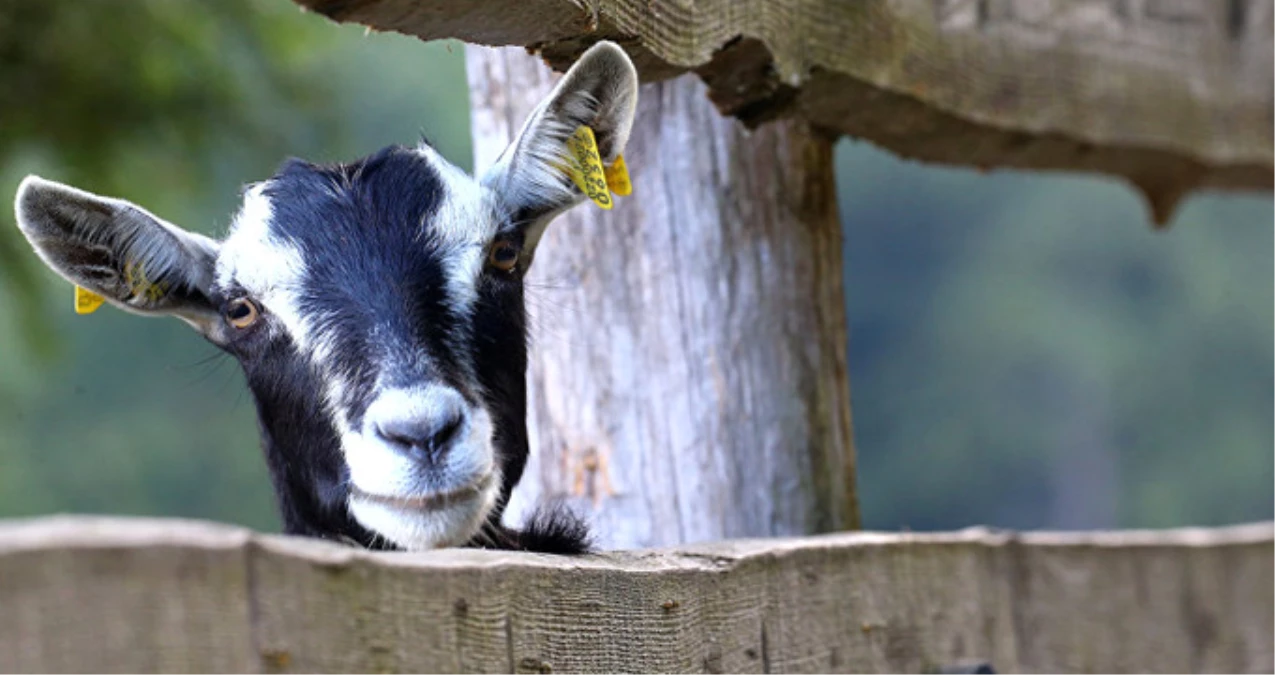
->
[0,1,1270,534]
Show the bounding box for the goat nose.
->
[376,413,463,456]
[369,389,467,460]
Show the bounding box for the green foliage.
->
[0,0,468,531]
[0,1,326,354]
[0,1,1268,535]
[837,143,1273,530]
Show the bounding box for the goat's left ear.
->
[481,40,639,265]
[14,175,221,330]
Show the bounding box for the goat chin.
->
[347,473,501,550]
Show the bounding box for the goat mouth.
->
[349,471,496,512]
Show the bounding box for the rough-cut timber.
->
[0,516,1271,674]
[469,47,858,550]
[296,0,1274,224]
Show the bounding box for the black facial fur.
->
[242,331,386,549]
[218,147,588,554]
[266,150,464,421]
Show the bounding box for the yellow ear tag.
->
[564,126,613,210]
[604,154,632,197]
[74,286,105,315]
[124,260,168,303]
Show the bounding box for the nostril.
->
[374,408,466,459]
[432,412,464,448]
[376,423,420,450]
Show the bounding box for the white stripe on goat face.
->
[216,183,313,350]
[211,148,513,551]
[414,141,501,392]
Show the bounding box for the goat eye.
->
[487,240,520,272]
[224,298,260,329]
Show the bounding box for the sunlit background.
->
[1,1,1270,535]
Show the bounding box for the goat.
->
[11,42,638,554]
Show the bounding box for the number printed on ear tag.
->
[74,286,104,315]
[565,126,613,210]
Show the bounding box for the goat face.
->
[12,42,638,551]
[218,147,530,550]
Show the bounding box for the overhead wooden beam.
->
[1,516,1272,672]
[297,0,1273,224]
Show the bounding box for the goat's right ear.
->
[14,175,221,330]
[481,41,639,265]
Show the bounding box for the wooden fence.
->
[0,516,1271,673]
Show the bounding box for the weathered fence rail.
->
[298,0,1275,224]
[0,516,1271,673]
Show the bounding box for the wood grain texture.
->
[296,0,1274,224]
[0,516,1271,673]
[468,46,858,550]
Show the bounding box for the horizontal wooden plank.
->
[0,516,1270,673]
[294,0,1273,224]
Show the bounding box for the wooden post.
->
[468,46,859,549]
